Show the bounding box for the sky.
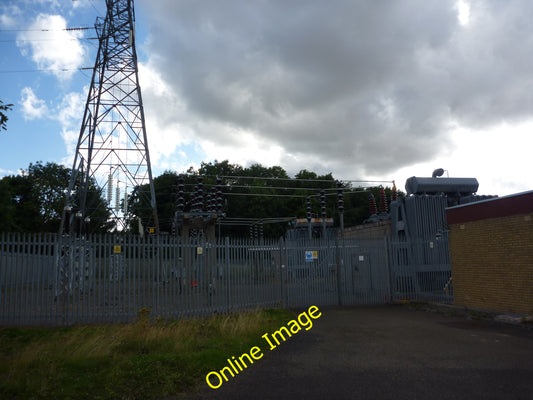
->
[1,0,532,196]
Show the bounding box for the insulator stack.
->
[197,177,204,211]
[208,192,216,212]
[123,191,128,214]
[107,174,113,204]
[206,192,212,212]
[177,176,185,212]
[216,177,223,213]
[369,193,378,216]
[320,190,326,218]
[191,186,198,211]
[391,181,398,202]
[337,181,344,212]
[379,187,387,213]
[115,185,120,212]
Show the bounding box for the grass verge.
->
[0,308,295,399]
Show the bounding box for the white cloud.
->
[138,62,201,166]
[128,0,532,194]
[17,85,86,166]
[455,0,471,26]
[9,0,529,198]
[54,89,85,165]
[200,130,285,168]
[140,0,461,177]
[0,4,20,28]
[0,168,17,177]
[32,0,61,7]
[17,13,87,80]
[19,87,48,120]
[388,121,533,196]
[55,89,85,129]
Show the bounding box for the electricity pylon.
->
[60,0,158,234]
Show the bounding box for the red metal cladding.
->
[446,190,533,225]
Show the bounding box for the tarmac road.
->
[179,305,533,400]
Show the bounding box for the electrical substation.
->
[1,0,507,327]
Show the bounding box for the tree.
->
[0,161,110,233]
[126,170,183,233]
[27,162,71,226]
[0,176,26,231]
[0,172,44,232]
[197,159,244,177]
[0,100,13,132]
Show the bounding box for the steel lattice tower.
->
[60,0,158,234]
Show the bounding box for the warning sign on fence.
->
[305,251,318,262]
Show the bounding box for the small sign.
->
[305,251,318,262]
[148,227,156,234]
[197,247,203,255]
[359,255,364,262]
[113,245,122,254]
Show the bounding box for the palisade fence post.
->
[156,234,161,317]
[278,237,282,308]
[61,233,68,325]
[385,236,393,303]
[225,236,230,313]
[335,234,342,306]
[279,237,287,309]
[54,233,64,325]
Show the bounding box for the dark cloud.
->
[138,0,533,177]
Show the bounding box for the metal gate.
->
[282,237,391,308]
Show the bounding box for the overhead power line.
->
[0,38,96,43]
[0,67,92,74]
[0,27,92,32]
[181,173,392,185]
[223,189,374,199]
[181,182,340,192]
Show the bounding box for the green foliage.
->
[0,161,110,233]
[126,170,182,233]
[0,162,61,232]
[0,99,13,132]
[0,309,295,399]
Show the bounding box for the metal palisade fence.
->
[0,232,452,326]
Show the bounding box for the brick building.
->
[446,191,533,315]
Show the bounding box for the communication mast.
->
[60,0,158,234]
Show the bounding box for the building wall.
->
[447,192,533,315]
